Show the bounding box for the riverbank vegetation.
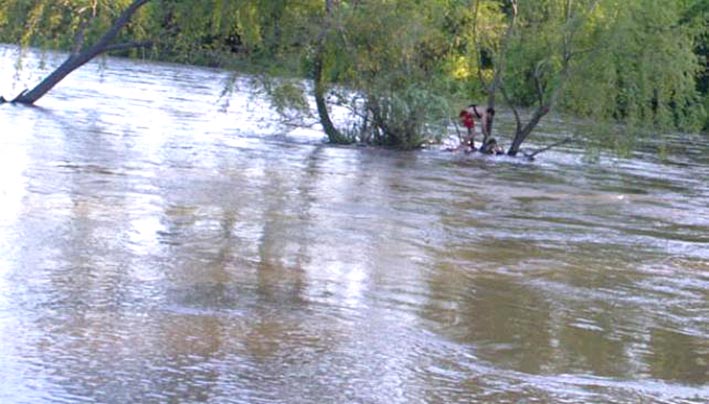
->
[1,0,707,155]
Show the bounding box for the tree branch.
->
[522,137,573,160]
[88,0,152,55]
[72,13,96,54]
[482,0,519,144]
[313,0,348,143]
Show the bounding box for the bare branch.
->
[86,0,152,57]
[522,137,573,160]
[10,89,26,103]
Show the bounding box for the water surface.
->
[1,46,708,403]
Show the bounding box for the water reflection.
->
[1,46,708,403]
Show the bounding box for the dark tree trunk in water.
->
[312,0,348,144]
[507,106,549,156]
[313,48,346,143]
[11,0,152,105]
[502,0,596,156]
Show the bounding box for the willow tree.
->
[452,0,603,156]
[312,0,348,144]
[464,0,707,156]
[4,0,703,152]
[286,0,456,148]
[689,0,709,131]
[500,0,602,156]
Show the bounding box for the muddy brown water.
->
[1,46,708,403]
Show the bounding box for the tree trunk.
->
[313,50,346,143]
[483,73,500,147]
[14,50,103,104]
[12,0,152,105]
[507,107,548,156]
[312,0,348,144]
[481,0,517,146]
[504,0,599,157]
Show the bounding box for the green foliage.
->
[261,77,310,116]
[2,0,707,149]
[0,1,145,50]
[466,0,708,152]
[685,0,709,131]
[703,95,709,131]
[560,0,706,132]
[308,0,457,147]
[365,84,453,149]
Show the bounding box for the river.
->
[1,46,708,403]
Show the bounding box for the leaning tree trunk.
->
[504,0,598,156]
[12,0,152,105]
[313,47,347,143]
[312,0,348,144]
[507,106,549,156]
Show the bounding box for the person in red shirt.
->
[458,104,496,151]
[459,107,476,150]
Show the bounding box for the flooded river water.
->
[1,46,708,403]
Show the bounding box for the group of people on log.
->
[455,104,504,155]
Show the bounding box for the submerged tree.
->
[276,0,456,148]
[1,0,705,154]
[2,0,155,105]
[312,0,348,144]
[502,0,598,157]
[0,0,295,104]
[458,0,706,156]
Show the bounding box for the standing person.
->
[459,106,476,150]
[480,105,495,146]
[458,104,496,151]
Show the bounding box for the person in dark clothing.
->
[480,137,505,155]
